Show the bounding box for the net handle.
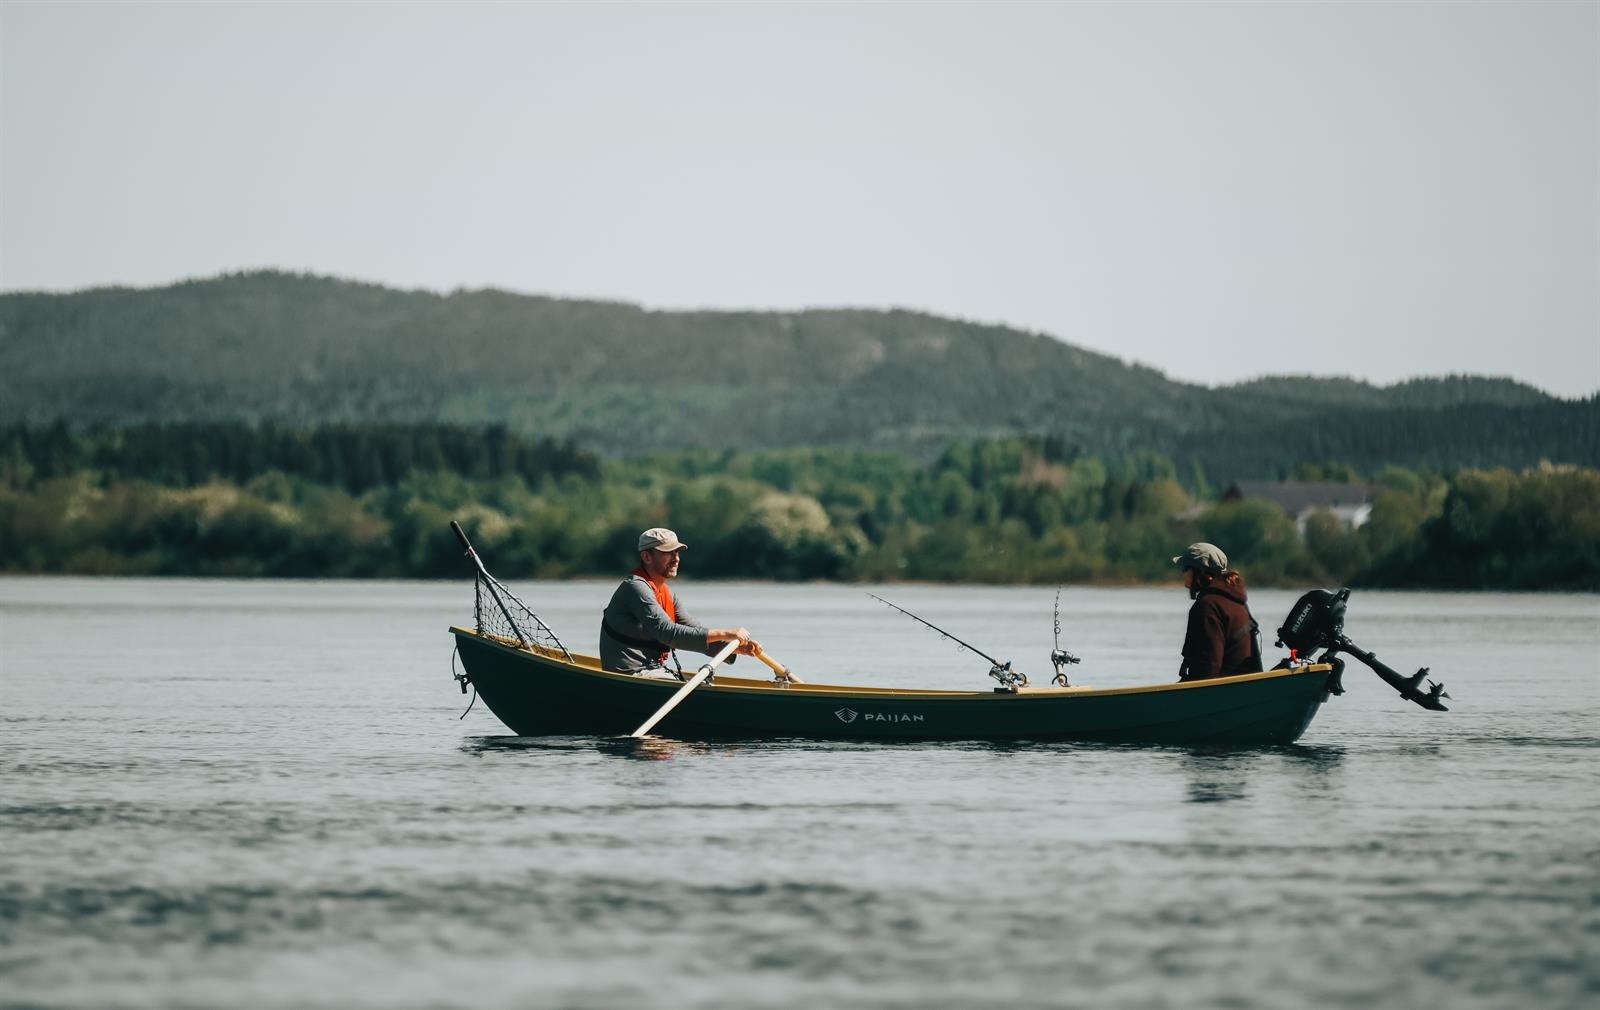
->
[452,520,531,651]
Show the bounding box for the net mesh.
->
[473,572,573,662]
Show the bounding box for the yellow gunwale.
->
[449,626,1331,701]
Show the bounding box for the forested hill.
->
[1,271,1592,480]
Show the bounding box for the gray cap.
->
[1172,542,1227,573]
[638,527,687,552]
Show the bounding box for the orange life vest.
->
[631,567,676,661]
[632,566,676,622]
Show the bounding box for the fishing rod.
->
[867,594,1028,690]
[1050,586,1081,687]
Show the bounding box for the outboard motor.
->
[1277,588,1349,656]
[1277,588,1449,711]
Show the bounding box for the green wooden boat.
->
[449,626,1341,745]
[441,522,1454,745]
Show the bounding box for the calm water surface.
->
[2,576,1596,1009]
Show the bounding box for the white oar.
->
[629,639,740,738]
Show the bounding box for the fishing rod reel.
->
[1276,588,1449,712]
[1049,649,1081,687]
[989,661,1028,692]
[869,593,1030,692]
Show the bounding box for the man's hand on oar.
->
[707,626,758,656]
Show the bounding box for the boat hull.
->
[451,628,1336,745]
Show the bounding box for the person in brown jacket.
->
[1173,542,1263,681]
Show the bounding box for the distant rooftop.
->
[1222,483,1376,528]
[1224,480,1375,517]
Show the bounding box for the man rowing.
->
[599,527,761,678]
[1173,542,1263,681]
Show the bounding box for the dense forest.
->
[2,272,1593,480]
[2,423,1593,590]
[3,274,1590,589]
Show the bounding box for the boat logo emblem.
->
[834,707,858,724]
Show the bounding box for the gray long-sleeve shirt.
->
[599,575,715,674]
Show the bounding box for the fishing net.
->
[473,571,574,662]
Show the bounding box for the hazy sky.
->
[2,1,1595,395]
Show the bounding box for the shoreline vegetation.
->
[2,423,1594,591]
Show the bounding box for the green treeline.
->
[1,424,1593,589]
[1173,398,1600,483]
[4,422,599,492]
